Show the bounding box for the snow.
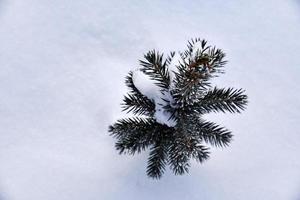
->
[0,0,300,200]
[168,52,181,89]
[132,70,158,100]
[153,91,176,127]
[132,70,176,127]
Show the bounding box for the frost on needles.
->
[108,38,248,179]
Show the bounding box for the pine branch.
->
[172,63,211,106]
[192,87,248,114]
[109,117,151,138]
[206,47,227,74]
[109,118,157,154]
[168,135,194,175]
[171,38,217,106]
[115,132,151,155]
[191,144,210,163]
[182,37,204,58]
[123,72,155,116]
[125,71,141,95]
[122,94,155,116]
[166,51,176,66]
[139,50,170,89]
[147,142,168,179]
[182,38,226,76]
[188,117,232,147]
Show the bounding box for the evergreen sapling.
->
[109,38,248,179]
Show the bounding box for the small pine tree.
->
[108,38,248,179]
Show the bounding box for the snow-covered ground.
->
[0,0,300,199]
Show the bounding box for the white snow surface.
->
[0,0,300,200]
